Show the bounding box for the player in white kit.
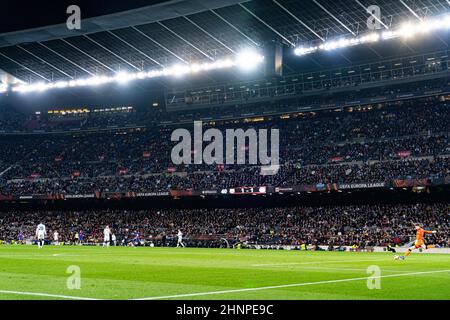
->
[103,225,111,247]
[36,223,46,249]
[177,230,185,248]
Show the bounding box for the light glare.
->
[7,53,263,94]
[294,13,450,57]
[237,50,264,70]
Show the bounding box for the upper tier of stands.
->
[0,92,448,196]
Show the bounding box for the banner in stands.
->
[201,190,218,195]
[289,185,316,192]
[338,182,386,189]
[29,173,40,179]
[330,156,344,162]
[72,170,81,177]
[276,184,336,193]
[393,179,430,187]
[101,191,171,199]
[104,192,123,199]
[275,183,388,193]
[136,192,170,197]
[65,194,96,199]
[170,189,196,197]
[0,178,446,202]
[17,194,65,200]
[274,187,294,193]
[397,150,411,158]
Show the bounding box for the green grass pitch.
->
[0,246,449,300]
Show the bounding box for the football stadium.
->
[0,0,449,304]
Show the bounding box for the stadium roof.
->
[0,0,449,84]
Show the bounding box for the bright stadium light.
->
[381,30,396,40]
[294,13,450,57]
[6,53,263,94]
[399,23,416,38]
[54,81,69,89]
[236,50,265,71]
[115,71,135,83]
[294,46,316,55]
[135,72,147,80]
[86,76,111,86]
[0,83,8,93]
[169,64,191,77]
[445,15,450,28]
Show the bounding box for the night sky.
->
[0,0,171,33]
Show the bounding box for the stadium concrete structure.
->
[0,0,448,301]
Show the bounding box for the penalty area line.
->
[132,269,450,300]
[0,290,100,300]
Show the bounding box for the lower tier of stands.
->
[1,203,448,248]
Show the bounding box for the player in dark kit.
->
[386,244,396,253]
[161,233,167,247]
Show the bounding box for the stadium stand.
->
[0,0,449,252]
[0,93,448,197]
[0,204,448,248]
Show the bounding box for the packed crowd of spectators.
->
[1,156,448,194]
[0,203,448,248]
[0,98,449,195]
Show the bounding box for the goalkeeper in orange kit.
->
[399,225,437,260]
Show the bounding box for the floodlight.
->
[294,47,306,55]
[367,33,380,42]
[294,13,450,57]
[5,51,262,94]
[381,31,396,40]
[115,71,135,83]
[445,15,450,28]
[399,23,416,38]
[236,50,264,71]
[35,82,48,92]
[54,81,69,88]
[190,63,202,73]
[171,64,191,77]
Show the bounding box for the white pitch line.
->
[132,269,450,300]
[51,254,83,257]
[251,258,385,267]
[0,290,100,300]
[255,265,420,273]
[1,269,448,300]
